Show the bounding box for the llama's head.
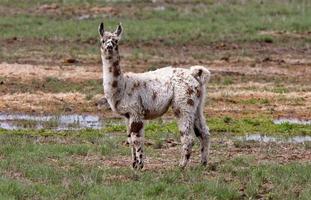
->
[98,22,123,59]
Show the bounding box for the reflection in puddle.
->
[0,113,103,130]
[1,113,311,144]
[236,134,311,143]
[273,118,311,125]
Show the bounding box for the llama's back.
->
[126,65,210,86]
[125,66,174,80]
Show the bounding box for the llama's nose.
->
[107,45,113,50]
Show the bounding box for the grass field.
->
[0,0,311,199]
[0,130,310,200]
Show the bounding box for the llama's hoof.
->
[138,162,144,170]
[178,162,187,170]
[132,161,144,170]
[201,160,208,166]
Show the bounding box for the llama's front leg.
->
[129,119,144,170]
[178,116,194,169]
[125,119,136,167]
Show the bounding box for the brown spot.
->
[130,121,143,133]
[198,69,203,76]
[134,82,140,87]
[187,99,194,106]
[194,126,202,138]
[180,131,184,136]
[113,67,121,77]
[173,69,176,73]
[109,67,112,72]
[187,88,194,95]
[144,109,150,116]
[113,60,119,67]
[115,100,120,109]
[174,108,181,118]
[143,82,147,88]
[133,140,140,145]
[196,88,201,97]
[186,153,191,160]
[152,91,157,100]
[122,113,130,119]
[112,80,118,88]
[132,82,140,91]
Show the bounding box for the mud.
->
[274,118,311,125]
[0,112,103,130]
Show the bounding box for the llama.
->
[98,22,211,169]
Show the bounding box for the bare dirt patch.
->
[1,58,311,118]
[0,63,101,81]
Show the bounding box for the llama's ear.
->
[114,23,123,38]
[98,22,105,37]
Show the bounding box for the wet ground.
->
[1,112,310,144]
[0,113,103,130]
[236,134,311,143]
[0,1,311,199]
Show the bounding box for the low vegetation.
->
[0,0,311,199]
[0,132,310,199]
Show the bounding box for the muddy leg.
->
[129,118,144,170]
[194,112,210,166]
[178,115,194,169]
[126,118,136,168]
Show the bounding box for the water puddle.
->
[236,134,311,143]
[273,118,311,125]
[1,113,311,144]
[0,113,104,130]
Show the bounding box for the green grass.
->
[0,0,310,64]
[240,98,270,105]
[0,104,310,199]
[0,134,310,199]
[0,1,310,44]
[104,116,311,137]
[209,116,311,136]
[1,116,310,140]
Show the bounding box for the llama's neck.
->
[102,54,125,110]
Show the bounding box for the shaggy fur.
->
[98,22,211,169]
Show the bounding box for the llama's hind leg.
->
[194,109,210,166]
[128,118,144,170]
[177,114,195,169]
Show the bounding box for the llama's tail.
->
[190,65,211,85]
